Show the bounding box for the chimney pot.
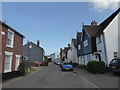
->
[37,40,40,46]
[68,44,70,48]
[91,21,97,26]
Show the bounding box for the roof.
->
[0,21,25,38]
[77,32,82,38]
[72,38,77,47]
[96,8,120,36]
[24,42,44,51]
[63,47,70,53]
[82,8,120,37]
[83,25,99,38]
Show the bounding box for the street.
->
[2,63,119,89]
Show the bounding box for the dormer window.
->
[6,29,14,48]
[84,40,88,47]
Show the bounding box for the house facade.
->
[67,39,78,63]
[77,8,120,66]
[23,40,45,63]
[50,52,60,62]
[0,21,24,73]
[60,44,71,62]
[95,8,120,66]
[77,32,84,65]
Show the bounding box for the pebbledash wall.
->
[0,22,24,73]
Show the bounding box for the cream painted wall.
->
[104,13,119,66]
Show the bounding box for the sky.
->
[1,1,119,55]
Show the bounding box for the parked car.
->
[35,61,42,66]
[60,62,73,71]
[109,58,120,75]
[54,61,61,65]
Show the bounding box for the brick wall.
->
[0,25,2,74]
[2,25,23,73]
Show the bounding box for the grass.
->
[25,67,36,74]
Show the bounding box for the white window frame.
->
[15,55,21,70]
[84,40,88,47]
[6,29,14,48]
[4,51,13,73]
[78,44,81,50]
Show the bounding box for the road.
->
[3,63,97,88]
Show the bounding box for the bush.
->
[87,60,106,74]
[43,61,48,66]
[18,63,28,76]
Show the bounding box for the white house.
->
[96,8,120,66]
[71,39,78,63]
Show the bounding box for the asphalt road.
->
[3,63,97,88]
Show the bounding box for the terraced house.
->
[0,21,24,74]
[77,8,120,66]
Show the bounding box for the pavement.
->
[74,67,119,88]
[2,63,119,89]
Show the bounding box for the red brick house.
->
[0,21,24,74]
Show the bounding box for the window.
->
[7,30,14,48]
[114,52,118,58]
[4,51,13,73]
[15,55,21,70]
[84,40,88,47]
[98,35,102,43]
[78,44,81,50]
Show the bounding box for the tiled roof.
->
[83,25,99,38]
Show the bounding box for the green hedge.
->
[87,60,106,74]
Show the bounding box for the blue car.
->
[60,62,73,71]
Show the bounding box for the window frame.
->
[78,44,81,50]
[15,55,21,70]
[6,29,14,48]
[84,40,88,47]
[4,51,13,73]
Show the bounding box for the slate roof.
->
[0,21,25,38]
[24,42,45,52]
[63,47,71,53]
[96,8,120,36]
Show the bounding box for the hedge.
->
[87,60,106,74]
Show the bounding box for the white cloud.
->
[89,0,119,13]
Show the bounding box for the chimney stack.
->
[68,44,70,48]
[91,21,97,26]
[37,40,40,46]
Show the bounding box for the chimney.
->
[68,44,70,48]
[91,21,97,26]
[60,48,62,51]
[37,40,40,46]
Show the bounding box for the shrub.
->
[43,61,48,66]
[87,60,106,74]
[18,63,28,76]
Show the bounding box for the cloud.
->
[89,0,119,13]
